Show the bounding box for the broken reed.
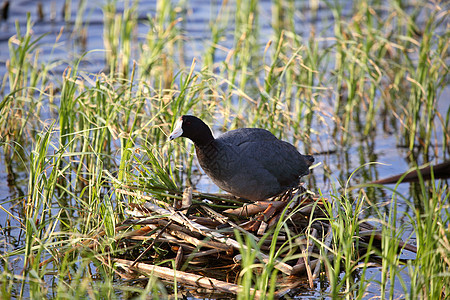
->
[0,0,448,298]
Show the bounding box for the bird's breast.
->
[195,142,237,181]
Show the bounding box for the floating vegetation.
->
[39,186,415,299]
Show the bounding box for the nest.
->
[113,187,416,299]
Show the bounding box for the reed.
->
[138,0,184,88]
[406,175,450,298]
[1,14,48,150]
[203,0,232,70]
[319,169,376,299]
[103,0,139,77]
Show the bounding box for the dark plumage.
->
[169,115,314,201]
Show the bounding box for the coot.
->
[169,115,314,201]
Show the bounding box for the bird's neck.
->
[191,130,214,147]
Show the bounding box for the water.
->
[0,0,448,298]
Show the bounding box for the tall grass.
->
[318,168,374,299]
[1,14,48,149]
[406,173,449,298]
[0,0,448,298]
[103,0,139,77]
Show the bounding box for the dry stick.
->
[359,221,417,253]
[127,219,230,252]
[129,223,230,252]
[186,248,223,258]
[188,216,222,227]
[274,282,303,299]
[201,205,260,242]
[248,202,283,232]
[114,258,262,299]
[297,236,314,288]
[369,160,450,184]
[359,229,418,253]
[308,228,318,279]
[223,201,286,217]
[167,226,232,252]
[309,228,318,254]
[131,220,173,267]
[158,219,204,239]
[175,246,183,270]
[291,253,335,275]
[313,217,334,280]
[139,200,293,275]
[314,203,338,282]
[257,221,268,235]
[290,210,334,277]
[121,225,156,238]
[149,217,230,251]
[179,186,192,213]
[293,228,317,280]
[123,217,160,226]
[128,236,195,251]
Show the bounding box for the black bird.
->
[169,115,314,201]
[1,1,9,21]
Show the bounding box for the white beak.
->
[169,118,183,140]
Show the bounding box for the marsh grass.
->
[1,14,48,150]
[0,0,448,298]
[406,174,450,298]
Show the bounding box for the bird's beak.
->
[169,118,183,140]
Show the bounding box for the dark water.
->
[0,0,448,298]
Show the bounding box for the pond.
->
[0,0,448,299]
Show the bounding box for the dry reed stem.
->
[114,258,262,299]
[223,200,286,216]
[139,200,294,275]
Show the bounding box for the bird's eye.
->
[186,121,191,125]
